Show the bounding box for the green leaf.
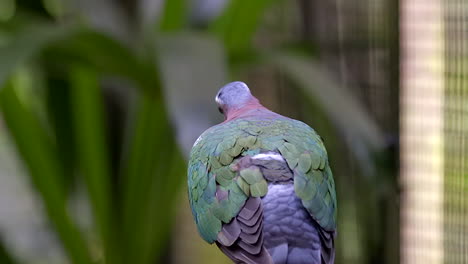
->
[48,29,158,93]
[0,81,92,264]
[45,73,76,190]
[145,150,185,262]
[210,0,280,54]
[159,0,187,32]
[42,0,65,18]
[122,91,175,264]
[69,66,120,264]
[0,23,73,88]
[0,235,19,264]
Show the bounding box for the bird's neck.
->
[224,98,268,122]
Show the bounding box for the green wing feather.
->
[188,116,337,243]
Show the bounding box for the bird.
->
[187,81,337,264]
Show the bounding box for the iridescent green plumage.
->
[188,115,337,243]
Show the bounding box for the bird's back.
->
[189,107,336,264]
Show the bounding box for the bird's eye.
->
[218,107,224,114]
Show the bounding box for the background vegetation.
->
[0,0,465,264]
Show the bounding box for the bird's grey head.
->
[215,81,253,115]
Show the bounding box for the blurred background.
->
[0,0,466,264]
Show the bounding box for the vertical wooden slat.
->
[401,0,444,263]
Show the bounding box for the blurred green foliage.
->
[0,1,390,264]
